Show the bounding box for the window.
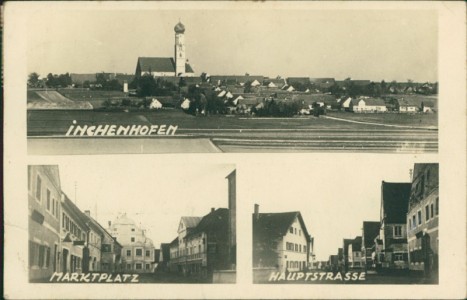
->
[62,213,66,228]
[430,204,434,219]
[52,198,55,215]
[299,230,301,236]
[146,250,150,257]
[417,210,422,225]
[294,244,298,251]
[135,263,142,270]
[412,215,416,228]
[131,228,135,232]
[29,241,39,267]
[304,245,307,253]
[131,237,135,242]
[435,198,439,215]
[46,189,51,211]
[45,247,50,268]
[136,249,142,256]
[38,245,45,267]
[289,227,293,234]
[394,225,402,237]
[425,205,430,221]
[126,264,131,270]
[299,244,302,252]
[126,250,131,256]
[35,175,42,201]
[145,264,150,270]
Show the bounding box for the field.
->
[326,111,437,128]
[27,109,438,153]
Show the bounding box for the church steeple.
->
[174,20,186,77]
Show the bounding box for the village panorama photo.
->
[25,3,438,154]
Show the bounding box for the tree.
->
[28,72,40,87]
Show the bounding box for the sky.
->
[26,5,438,82]
[242,155,427,261]
[57,160,235,247]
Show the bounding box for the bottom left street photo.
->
[27,162,236,283]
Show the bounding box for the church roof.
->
[137,57,194,74]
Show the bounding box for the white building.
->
[253,204,313,272]
[108,214,156,273]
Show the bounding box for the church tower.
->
[174,21,186,77]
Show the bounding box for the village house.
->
[375,181,411,270]
[342,238,353,272]
[83,214,123,273]
[361,221,380,270]
[350,97,387,113]
[60,193,89,274]
[135,22,195,78]
[82,210,103,272]
[309,78,335,90]
[347,236,365,269]
[168,216,202,274]
[252,204,312,272]
[168,208,233,279]
[108,213,157,273]
[28,165,62,281]
[396,98,419,113]
[407,163,439,276]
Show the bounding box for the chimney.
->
[211,208,215,213]
[254,204,259,220]
[84,210,91,217]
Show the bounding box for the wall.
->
[28,166,61,281]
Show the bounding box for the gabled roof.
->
[352,97,386,106]
[180,216,202,229]
[381,181,411,224]
[343,239,353,255]
[186,208,229,238]
[169,236,179,247]
[61,193,89,231]
[287,77,311,85]
[253,211,311,244]
[137,57,194,74]
[351,236,362,251]
[362,221,380,249]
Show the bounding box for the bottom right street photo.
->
[251,160,439,284]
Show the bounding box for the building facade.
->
[252,205,312,272]
[361,221,380,270]
[347,236,364,269]
[108,214,156,273]
[28,165,62,281]
[407,163,439,275]
[375,181,411,270]
[59,194,89,274]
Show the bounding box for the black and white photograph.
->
[25,4,439,154]
[27,162,236,283]
[3,1,467,299]
[250,160,439,284]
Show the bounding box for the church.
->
[135,21,195,78]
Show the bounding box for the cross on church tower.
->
[174,20,186,77]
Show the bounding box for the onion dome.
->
[174,21,185,34]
